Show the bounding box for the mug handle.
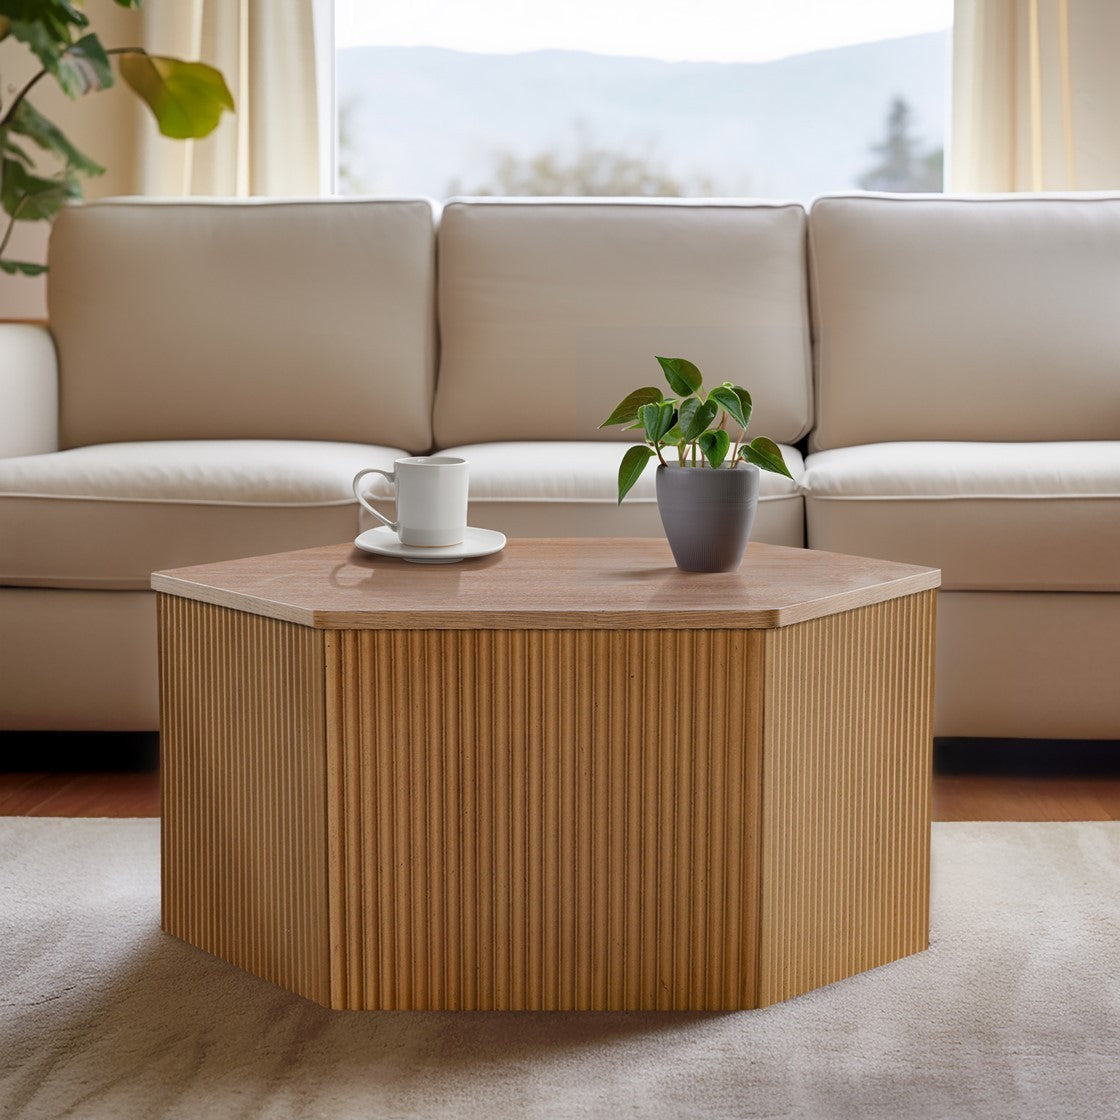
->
[353,468,398,532]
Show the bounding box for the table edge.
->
[151,568,941,630]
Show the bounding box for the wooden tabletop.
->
[151,539,940,631]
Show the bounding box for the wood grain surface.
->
[158,595,332,1005]
[152,538,940,631]
[6,769,1117,822]
[755,590,936,1006]
[323,626,765,1011]
[158,584,937,1010]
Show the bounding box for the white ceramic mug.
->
[353,456,469,547]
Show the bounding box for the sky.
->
[335,0,953,63]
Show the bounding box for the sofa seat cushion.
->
[363,442,805,546]
[802,442,1120,590]
[0,440,403,589]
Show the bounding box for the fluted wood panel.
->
[755,590,936,1007]
[159,588,935,1011]
[158,595,330,1004]
[323,628,765,1011]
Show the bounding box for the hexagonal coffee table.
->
[152,538,939,1010]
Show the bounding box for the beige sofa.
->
[0,193,1116,739]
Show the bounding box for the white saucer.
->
[354,526,507,564]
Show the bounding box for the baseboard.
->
[935,737,1120,775]
[0,731,159,772]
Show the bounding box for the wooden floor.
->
[2,764,1119,820]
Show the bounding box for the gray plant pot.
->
[655,462,760,572]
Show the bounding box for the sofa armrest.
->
[0,323,59,459]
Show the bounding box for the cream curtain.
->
[136,0,322,196]
[951,0,1120,191]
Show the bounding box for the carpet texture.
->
[1,819,1117,1120]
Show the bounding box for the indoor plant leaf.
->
[8,99,105,176]
[0,258,47,275]
[707,385,750,430]
[119,53,234,139]
[655,355,703,396]
[732,386,753,430]
[0,132,36,168]
[660,424,683,446]
[697,428,731,468]
[739,436,794,479]
[0,157,80,220]
[53,32,114,98]
[677,397,718,442]
[600,386,663,427]
[639,400,676,443]
[616,444,655,503]
[4,3,90,81]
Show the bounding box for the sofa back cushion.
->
[433,199,812,446]
[809,193,1120,450]
[49,198,436,452]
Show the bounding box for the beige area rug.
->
[0,820,1117,1120]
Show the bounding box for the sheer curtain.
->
[136,0,322,196]
[951,0,1120,190]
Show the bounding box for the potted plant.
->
[601,356,794,572]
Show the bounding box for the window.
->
[334,1,952,201]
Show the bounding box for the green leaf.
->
[660,424,683,446]
[600,386,663,427]
[113,0,142,7]
[53,32,113,98]
[678,396,719,441]
[5,3,90,82]
[0,258,47,276]
[0,158,80,221]
[8,100,104,176]
[638,400,676,443]
[617,444,655,503]
[698,429,731,469]
[0,133,35,168]
[708,385,750,430]
[739,437,794,479]
[732,386,753,429]
[655,355,703,396]
[119,53,235,139]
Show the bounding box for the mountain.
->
[338,33,948,201]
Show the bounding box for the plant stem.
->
[0,68,49,129]
[654,441,667,467]
[0,193,30,258]
[0,47,148,130]
[731,425,745,463]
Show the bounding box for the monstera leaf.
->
[119,53,234,139]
